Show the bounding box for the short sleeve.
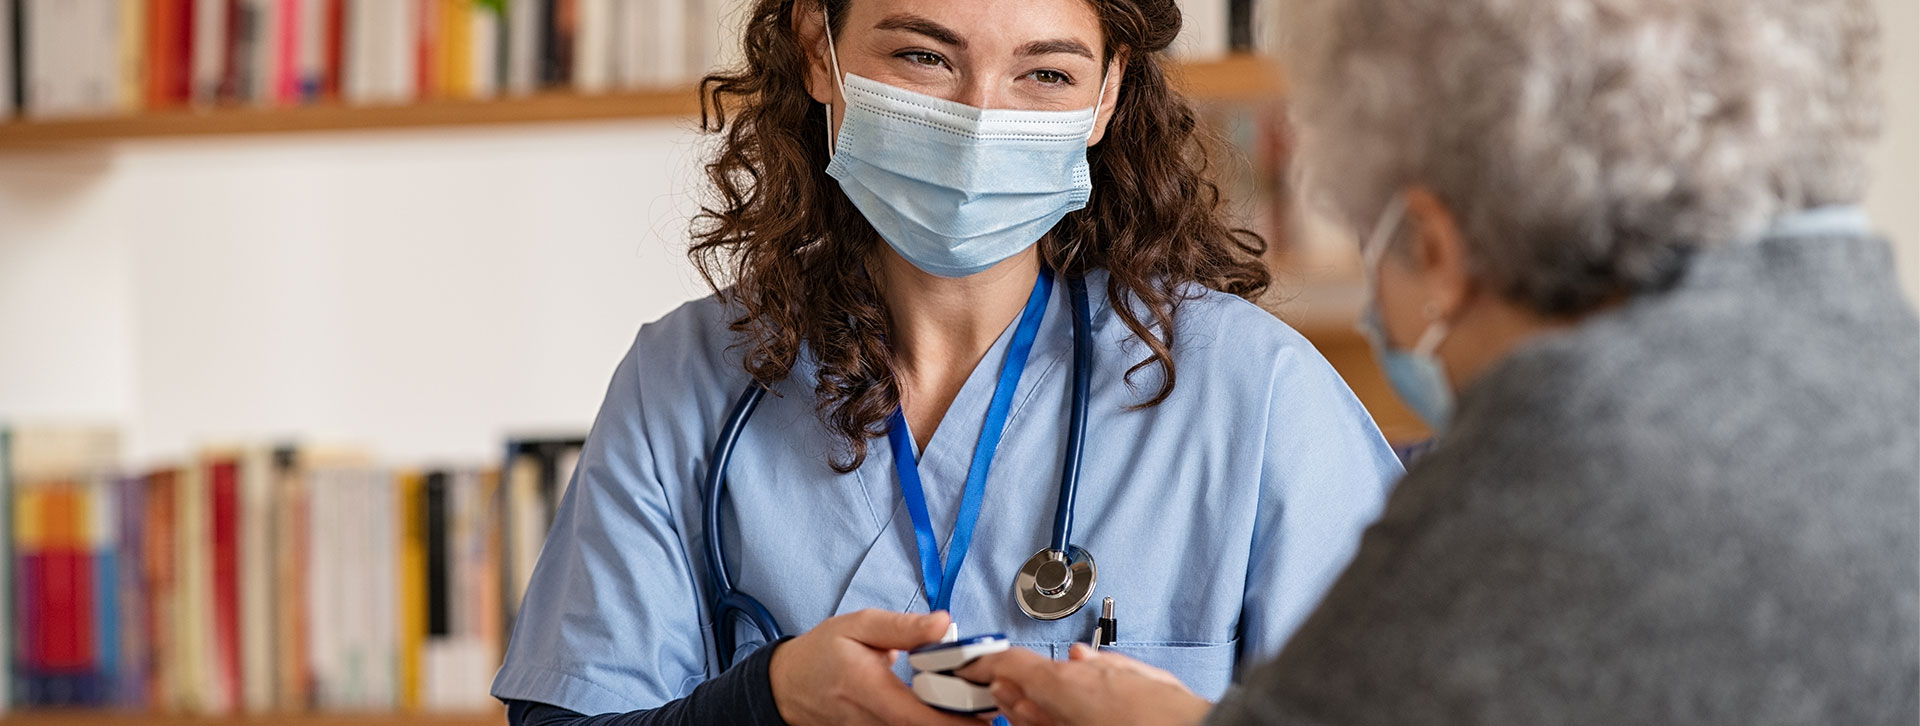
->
[1236,336,1402,663]
[489,332,712,715]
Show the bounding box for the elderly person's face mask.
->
[1357,194,1456,432]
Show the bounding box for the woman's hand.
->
[768,609,982,726]
[957,644,1213,726]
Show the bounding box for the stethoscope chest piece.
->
[1014,545,1097,620]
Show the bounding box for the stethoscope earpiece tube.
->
[704,383,775,669]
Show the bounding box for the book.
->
[0,0,12,120]
[571,0,610,94]
[119,0,147,111]
[142,468,179,712]
[208,457,242,714]
[237,447,275,713]
[190,0,225,104]
[395,470,424,712]
[0,429,11,715]
[142,0,192,111]
[87,472,121,708]
[4,0,18,114]
[468,0,501,98]
[175,461,216,713]
[541,0,571,88]
[269,446,308,711]
[113,474,147,708]
[503,0,538,94]
[415,0,440,99]
[23,0,113,119]
[319,0,342,99]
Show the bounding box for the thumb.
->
[838,608,952,650]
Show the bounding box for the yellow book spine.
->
[443,0,473,98]
[118,0,147,112]
[396,471,425,712]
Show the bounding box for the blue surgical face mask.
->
[820,15,1106,278]
[1357,195,1457,432]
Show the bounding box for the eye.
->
[1027,69,1073,86]
[897,50,949,69]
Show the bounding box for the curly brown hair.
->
[691,0,1270,471]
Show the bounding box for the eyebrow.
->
[1018,39,1098,62]
[873,14,967,48]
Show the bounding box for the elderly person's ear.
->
[1399,186,1475,318]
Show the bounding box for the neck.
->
[879,248,1043,449]
[1439,299,1589,391]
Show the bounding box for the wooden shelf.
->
[2,710,500,726]
[0,56,1281,149]
[0,87,704,149]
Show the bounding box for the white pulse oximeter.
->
[905,633,1009,714]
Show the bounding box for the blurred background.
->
[0,0,1912,723]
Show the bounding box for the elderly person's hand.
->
[957,644,1212,726]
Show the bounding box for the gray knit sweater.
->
[1210,230,1919,725]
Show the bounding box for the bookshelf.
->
[0,56,1282,149]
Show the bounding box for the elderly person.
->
[963,0,1920,723]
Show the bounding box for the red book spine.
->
[322,0,344,99]
[276,0,299,104]
[210,460,242,713]
[38,548,95,674]
[175,0,197,104]
[144,0,172,108]
[416,0,438,99]
[146,0,195,108]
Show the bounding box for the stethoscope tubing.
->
[1050,276,1092,553]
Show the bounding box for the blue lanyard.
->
[886,269,1054,614]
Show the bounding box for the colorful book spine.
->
[20,482,101,706]
[395,470,424,711]
[209,458,242,714]
[143,0,192,109]
[88,474,121,707]
[115,474,148,708]
[119,0,148,111]
[270,447,309,711]
[0,428,11,716]
[272,0,299,104]
[237,448,275,713]
[142,469,178,712]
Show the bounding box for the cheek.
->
[1373,261,1428,348]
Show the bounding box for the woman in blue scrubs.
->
[490,0,1401,724]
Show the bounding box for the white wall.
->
[0,120,713,465]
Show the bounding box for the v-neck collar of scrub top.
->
[829,270,1077,619]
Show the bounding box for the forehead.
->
[842,0,1106,49]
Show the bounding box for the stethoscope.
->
[703,275,1099,669]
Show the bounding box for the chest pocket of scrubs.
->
[1095,639,1240,701]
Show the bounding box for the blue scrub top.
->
[489,270,1402,714]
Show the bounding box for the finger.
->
[955,647,1054,685]
[987,679,1027,713]
[1066,643,1101,662]
[840,608,953,650]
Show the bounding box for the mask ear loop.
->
[822,4,847,156]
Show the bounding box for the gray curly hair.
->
[1279,0,1883,314]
